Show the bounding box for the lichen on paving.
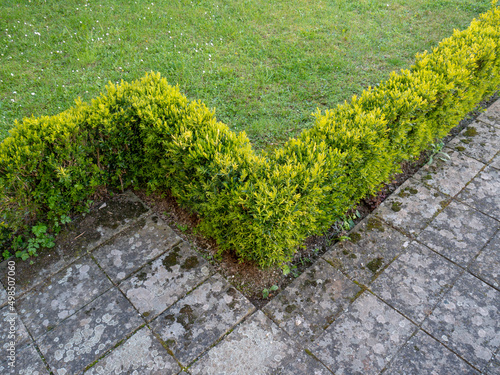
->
[83,327,180,374]
[118,242,211,322]
[313,292,417,374]
[92,214,181,283]
[374,178,447,236]
[151,273,255,366]
[324,216,410,286]
[17,255,112,339]
[422,272,500,371]
[417,200,499,266]
[262,258,360,341]
[189,310,330,375]
[370,242,462,324]
[37,288,144,375]
[448,121,500,163]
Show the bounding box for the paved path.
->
[1,100,500,374]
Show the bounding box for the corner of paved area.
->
[0,191,150,299]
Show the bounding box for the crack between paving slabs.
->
[157,275,254,371]
[370,239,499,374]
[15,234,185,374]
[0,209,153,303]
[365,284,486,374]
[413,225,500,283]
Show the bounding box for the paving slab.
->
[486,349,500,375]
[457,165,500,220]
[412,147,485,197]
[324,217,411,286]
[37,287,144,375]
[313,292,417,375]
[151,273,255,366]
[61,190,151,253]
[477,99,500,125]
[448,121,500,163]
[0,282,6,309]
[370,242,463,324]
[263,258,361,342]
[119,241,211,322]
[83,326,181,375]
[422,272,500,371]
[469,230,500,290]
[17,255,112,340]
[491,153,500,170]
[189,310,331,375]
[1,344,51,375]
[93,214,181,284]
[417,200,499,267]
[0,191,149,296]
[1,306,31,351]
[382,330,480,374]
[374,178,448,236]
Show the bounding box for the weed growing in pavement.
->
[262,285,278,299]
[13,224,55,261]
[426,141,451,165]
[175,223,189,233]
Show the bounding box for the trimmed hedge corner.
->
[1,4,499,266]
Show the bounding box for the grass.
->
[0,0,491,149]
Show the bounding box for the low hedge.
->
[1,4,499,266]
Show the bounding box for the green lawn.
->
[0,0,491,149]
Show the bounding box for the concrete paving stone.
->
[119,241,211,322]
[262,258,361,342]
[272,350,334,375]
[448,121,500,163]
[151,273,255,366]
[417,200,499,267]
[412,147,485,197]
[457,165,500,220]
[477,99,500,125]
[1,306,31,351]
[2,344,51,375]
[62,190,151,254]
[486,350,500,375]
[83,326,180,375]
[0,191,149,296]
[37,287,144,375]
[0,255,71,299]
[313,292,417,375]
[382,330,480,375]
[17,255,113,340]
[189,310,332,375]
[93,214,181,283]
[422,272,500,371]
[469,231,500,290]
[491,153,500,170]
[374,178,448,236]
[370,242,463,325]
[324,217,411,286]
[0,281,6,308]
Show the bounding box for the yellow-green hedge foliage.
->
[1,4,499,266]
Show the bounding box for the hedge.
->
[1,4,499,266]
